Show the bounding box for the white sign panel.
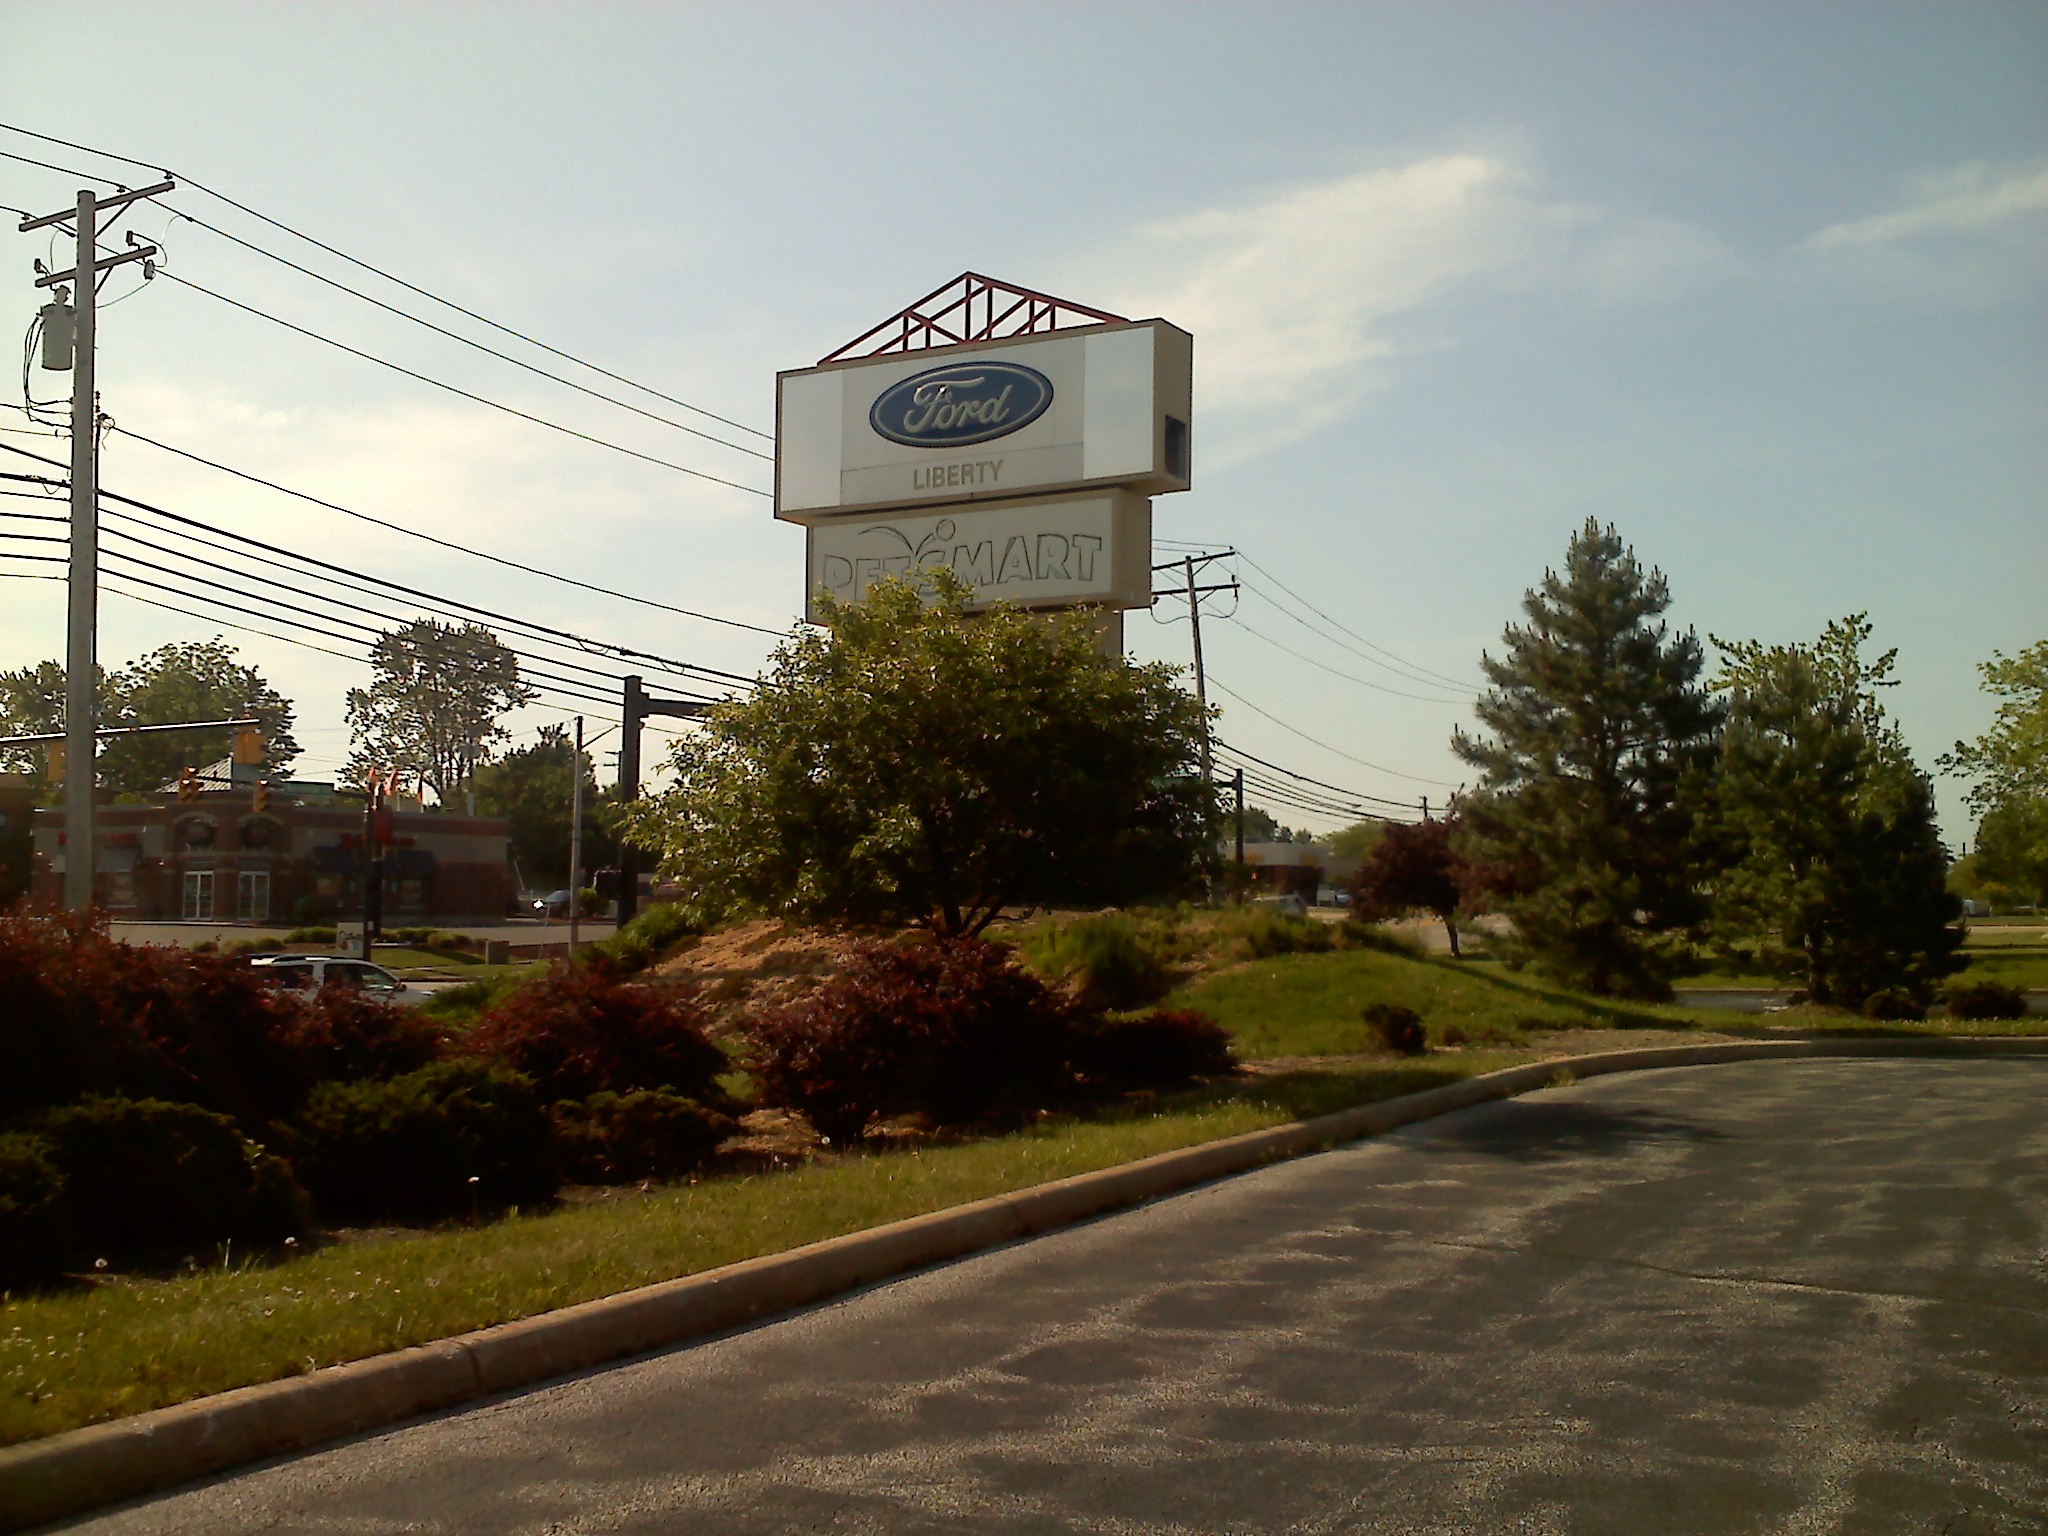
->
[804,490,1152,622]
[776,319,1191,523]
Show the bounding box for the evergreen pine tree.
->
[1453,520,1721,998]
[1710,616,1962,1007]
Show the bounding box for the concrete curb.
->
[6,1035,2046,1530]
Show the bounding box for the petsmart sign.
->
[803,490,1151,622]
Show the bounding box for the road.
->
[64,1059,2048,1535]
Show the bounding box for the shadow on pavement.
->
[1412,1099,1726,1163]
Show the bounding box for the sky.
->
[1,2,2042,841]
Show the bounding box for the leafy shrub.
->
[581,901,700,975]
[1943,980,2026,1020]
[0,907,303,1128]
[1860,987,1925,1022]
[746,937,1079,1144]
[388,927,437,946]
[427,930,478,953]
[223,936,286,956]
[286,926,339,945]
[270,984,447,1086]
[550,1091,732,1183]
[1072,1009,1234,1089]
[286,1061,558,1223]
[1217,907,1335,960]
[37,1096,308,1266]
[465,963,728,1102]
[1363,1002,1427,1055]
[1021,913,1173,1010]
[0,1132,68,1287]
[419,970,527,1026]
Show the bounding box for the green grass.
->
[1170,949,1684,1056]
[1954,924,2048,991]
[0,1056,1509,1447]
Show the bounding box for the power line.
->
[0,120,773,443]
[1221,613,1466,705]
[156,206,773,461]
[0,426,787,637]
[1234,550,1473,692]
[85,488,754,687]
[159,272,772,496]
[1214,737,1419,811]
[1206,672,1459,789]
[96,525,653,702]
[1,441,761,692]
[0,146,122,185]
[1236,573,1469,694]
[18,165,770,495]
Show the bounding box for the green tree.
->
[101,641,300,795]
[1940,639,2047,911]
[1710,616,1962,1006]
[618,574,1216,935]
[344,620,535,805]
[0,661,99,797]
[471,725,607,890]
[0,643,296,799]
[1325,819,1388,862]
[1453,519,1722,998]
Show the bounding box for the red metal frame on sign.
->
[820,272,1127,364]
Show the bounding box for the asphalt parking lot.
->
[61,1057,2048,1535]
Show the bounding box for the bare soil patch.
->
[644,919,883,1028]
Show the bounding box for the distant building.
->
[1234,840,1361,902]
[31,774,511,925]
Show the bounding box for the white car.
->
[245,953,430,1007]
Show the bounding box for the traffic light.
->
[232,729,266,767]
[44,739,64,787]
[251,779,270,815]
[177,767,200,803]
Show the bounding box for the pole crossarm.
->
[35,243,156,289]
[1152,549,1235,573]
[1151,581,1238,599]
[17,179,174,232]
[0,715,261,746]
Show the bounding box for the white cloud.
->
[1079,156,1734,465]
[1802,162,2048,251]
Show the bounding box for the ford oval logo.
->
[869,361,1053,449]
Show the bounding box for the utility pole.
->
[1182,556,1212,784]
[568,716,584,953]
[359,776,378,960]
[1234,766,1245,902]
[19,179,171,911]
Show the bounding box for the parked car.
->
[532,889,575,919]
[245,953,429,1007]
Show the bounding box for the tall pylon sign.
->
[774,273,1192,651]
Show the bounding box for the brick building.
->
[31,784,512,925]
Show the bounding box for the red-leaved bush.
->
[463,962,729,1103]
[269,981,448,1087]
[0,905,447,1128]
[0,905,299,1126]
[744,936,1079,1144]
